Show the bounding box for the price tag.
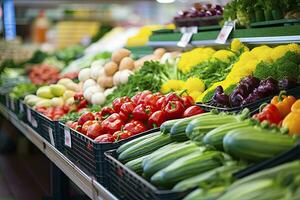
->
[48,127,55,146]
[19,101,24,113]
[10,99,15,111]
[177,26,198,48]
[64,126,72,148]
[26,107,32,123]
[215,21,235,44]
[31,118,38,128]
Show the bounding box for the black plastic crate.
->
[197,86,300,114]
[57,122,160,187]
[26,106,62,151]
[7,96,19,115]
[0,93,5,105]
[105,150,188,200]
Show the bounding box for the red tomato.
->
[77,112,95,126]
[132,104,154,121]
[123,120,147,135]
[148,111,166,128]
[86,122,104,139]
[156,96,167,110]
[112,130,133,142]
[94,134,114,143]
[101,113,125,135]
[163,101,185,120]
[182,96,195,108]
[112,96,131,113]
[81,120,95,135]
[183,106,205,118]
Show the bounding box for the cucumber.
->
[118,133,173,163]
[143,141,203,178]
[223,126,297,162]
[172,163,245,192]
[150,151,224,188]
[117,131,161,154]
[203,121,250,150]
[125,155,148,175]
[186,114,240,142]
[170,114,210,141]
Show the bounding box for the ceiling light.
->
[156,0,176,3]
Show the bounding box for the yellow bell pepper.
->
[282,100,300,136]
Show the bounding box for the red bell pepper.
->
[96,107,115,120]
[94,134,114,143]
[137,90,152,105]
[253,103,282,125]
[182,96,195,108]
[131,92,142,105]
[148,110,166,128]
[113,130,133,141]
[183,106,205,118]
[101,113,125,135]
[156,96,167,110]
[77,112,95,126]
[86,121,104,139]
[81,120,95,135]
[112,96,131,113]
[123,120,147,135]
[120,102,136,117]
[132,104,154,121]
[144,93,162,109]
[165,92,184,103]
[164,101,185,120]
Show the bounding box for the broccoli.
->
[276,60,299,80]
[279,51,300,65]
[253,61,278,80]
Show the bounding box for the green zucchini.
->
[118,133,173,163]
[125,155,148,175]
[117,131,161,154]
[223,126,297,162]
[143,141,203,178]
[170,113,211,141]
[202,121,250,150]
[186,114,240,142]
[160,112,213,134]
[172,162,245,192]
[183,186,227,200]
[150,151,224,188]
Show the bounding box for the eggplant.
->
[278,78,298,90]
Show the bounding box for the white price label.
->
[19,101,24,113]
[177,26,198,48]
[31,118,38,128]
[215,21,235,44]
[64,126,72,148]
[48,127,55,146]
[26,107,32,123]
[10,99,15,111]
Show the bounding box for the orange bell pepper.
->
[271,91,296,118]
[291,100,300,112]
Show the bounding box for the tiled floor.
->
[0,153,50,200]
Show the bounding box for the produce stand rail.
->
[0,104,118,200]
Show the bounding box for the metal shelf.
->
[148,25,300,47]
[0,104,118,200]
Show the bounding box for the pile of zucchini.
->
[116,109,298,199]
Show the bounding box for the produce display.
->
[65,91,204,142]
[115,94,300,199]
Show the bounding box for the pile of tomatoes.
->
[29,64,60,85]
[66,90,205,143]
[36,106,70,120]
